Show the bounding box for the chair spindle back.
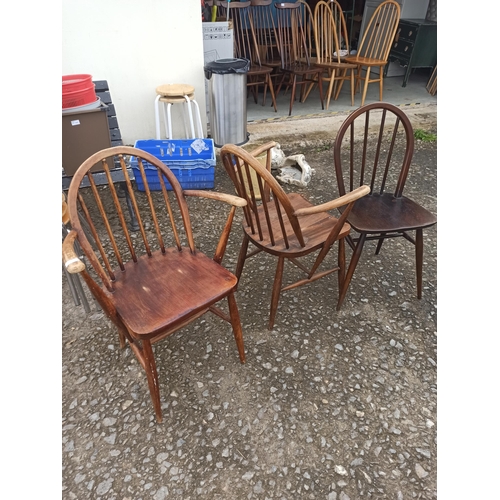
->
[275,3,310,67]
[333,102,415,199]
[220,143,306,249]
[357,0,400,62]
[67,147,196,293]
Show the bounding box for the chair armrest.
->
[294,185,370,216]
[183,190,247,265]
[246,141,277,159]
[183,190,247,207]
[62,230,86,274]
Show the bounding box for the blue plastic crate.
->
[131,138,216,191]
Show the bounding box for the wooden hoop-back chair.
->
[250,0,282,73]
[296,0,316,62]
[220,1,277,111]
[274,2,325,116]
[62,146,247,423]
[344,0,400,106]
[333,102,437,309]
[310,0,357,108]
[220,142,369,329]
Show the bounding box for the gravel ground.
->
[62,112,437,499]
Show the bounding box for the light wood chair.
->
[333,102,437,309]
[426,66,437,96]
[62,146,247,422]
[310,0,357,108]
[220,141,369,329]
[344,0,401,106]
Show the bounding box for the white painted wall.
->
[62,0,207,144]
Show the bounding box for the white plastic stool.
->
[154,84,203,140]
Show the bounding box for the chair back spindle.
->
[67,147,195,293]
[221,145,305,249]
[334,102,415,200]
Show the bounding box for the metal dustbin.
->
[204,58,250,147]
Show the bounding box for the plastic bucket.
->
[62,85,97,109]
[62,74,93,93]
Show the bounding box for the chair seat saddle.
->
[110,249,238,337]
[244,193,351,255]
[346,193,437,234]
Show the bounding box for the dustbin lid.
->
[204,58,250,79]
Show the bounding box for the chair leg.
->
[416,228,423,299]
[360,67,371,106]
[354,65,362,94]
[317,71,324,110]
[289,75,298,116]
[235,234,250,284]
[165,103,173,140]
[333,69,345,101]
[261,79,268,107]
[337,233,366,310]
[350,69,355,106]
[302,74,317,102]
[346,234,356,251]
[325,69,336,110]
[266,73,278,112]
[269,256,285,330]
[154,95,162,140]
[142,339,163,423]
[375,234,386,255]
[379,66,384,101]
[338,237,345,292]
[248,77,259,104]
[227,291,246,363]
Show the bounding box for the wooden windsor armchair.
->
[220,141,369,329]
[62,146,247,422]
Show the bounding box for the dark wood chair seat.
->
[110,250,238,337]
[346,193,437,234]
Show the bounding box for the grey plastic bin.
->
[204,58,250,147]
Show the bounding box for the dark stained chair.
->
[220,141,369,329]
[220,0,278,111]
[333,102,437,309]
[250,0,282,73]
[274,2,325,116]
[62,146,247,423]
